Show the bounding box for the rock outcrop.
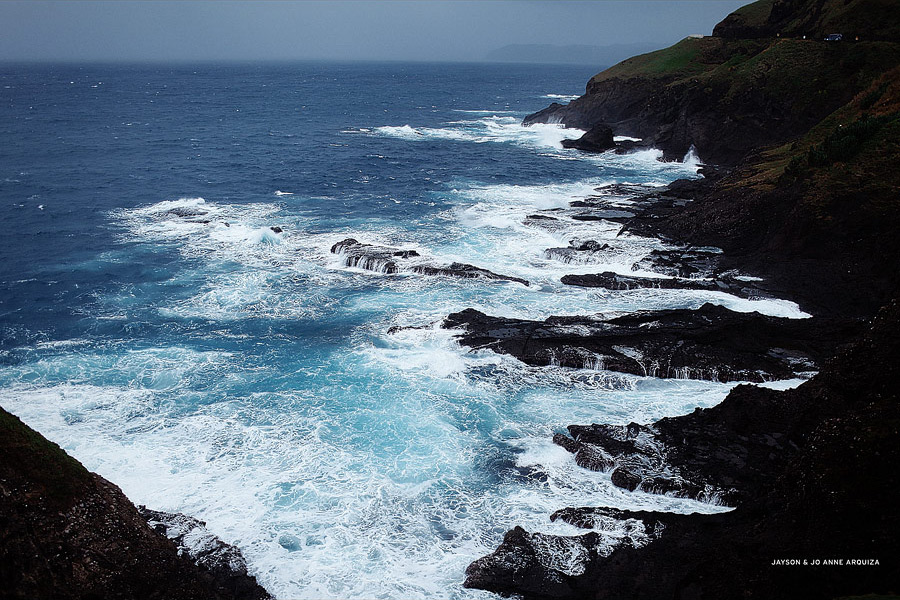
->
[0,407,270,600]
[523,0,900,165]
[331,238,528,285]
[560,123,615,153]
[444,303,859,383]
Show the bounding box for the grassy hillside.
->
[0,407,92,507]
[572,18,900,164]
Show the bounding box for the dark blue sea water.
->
[0,62,804,598]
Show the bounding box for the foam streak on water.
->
[0,63,797,599]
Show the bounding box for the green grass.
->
[0,406,92,504]
[591,37,718,82]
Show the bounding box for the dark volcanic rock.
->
[561,271,716,290]
[0,407,271,600]
[543,241,611,265]
[139,508,266,600]
[571,240,609,252]
[444,303,859,383]
[559,270,764,300]
[464,527,589,598]
[330,238,403,273]
[463,526,652,598]
[522,102,567,126]
[329,238,527,285]
[631,247,722,278]
[393,249,420,258]
[411,262,529,286]
[550,506,675,535]
[466,299,900,600]
[166,207,209,219]
[560,123,615,153]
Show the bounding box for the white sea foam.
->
[372,116,584,151]
[0,346,729,600]
[683,145,702,169]
[541,94,580,101]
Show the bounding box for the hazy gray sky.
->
[0,1,751,63]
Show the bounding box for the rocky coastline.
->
[459,0,900,597]
[2,1,898,598]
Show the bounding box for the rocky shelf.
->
[444,303,860,383]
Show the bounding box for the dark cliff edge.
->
[464,300,900,599]
[465,1,900,598]
[0,406,271,600]
[626,65,900,320]
[524,0,900,166]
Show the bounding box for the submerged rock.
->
[559,270,764,300]
[631,247,722,278]
[561,271,714,290]
[411,262,529,286]
[166,207,209,219]
[543,242,611,265]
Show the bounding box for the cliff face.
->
[0,407,270,600]
[524,0,900,165]
[638,67,900,318]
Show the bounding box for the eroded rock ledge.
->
[444,303,860,383]
[331,238,529,286]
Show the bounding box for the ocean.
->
[0,62,805,598]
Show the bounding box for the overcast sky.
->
[0,1,752,63]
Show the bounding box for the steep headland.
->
[464,0,900,598]
[0,407,270,600]
[524,0,900,165]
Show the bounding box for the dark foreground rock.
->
[465,300,900,599]
[444,303,859,383]
[139,508,266,600]
[330,238,528,285]
[0,407,271,600]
